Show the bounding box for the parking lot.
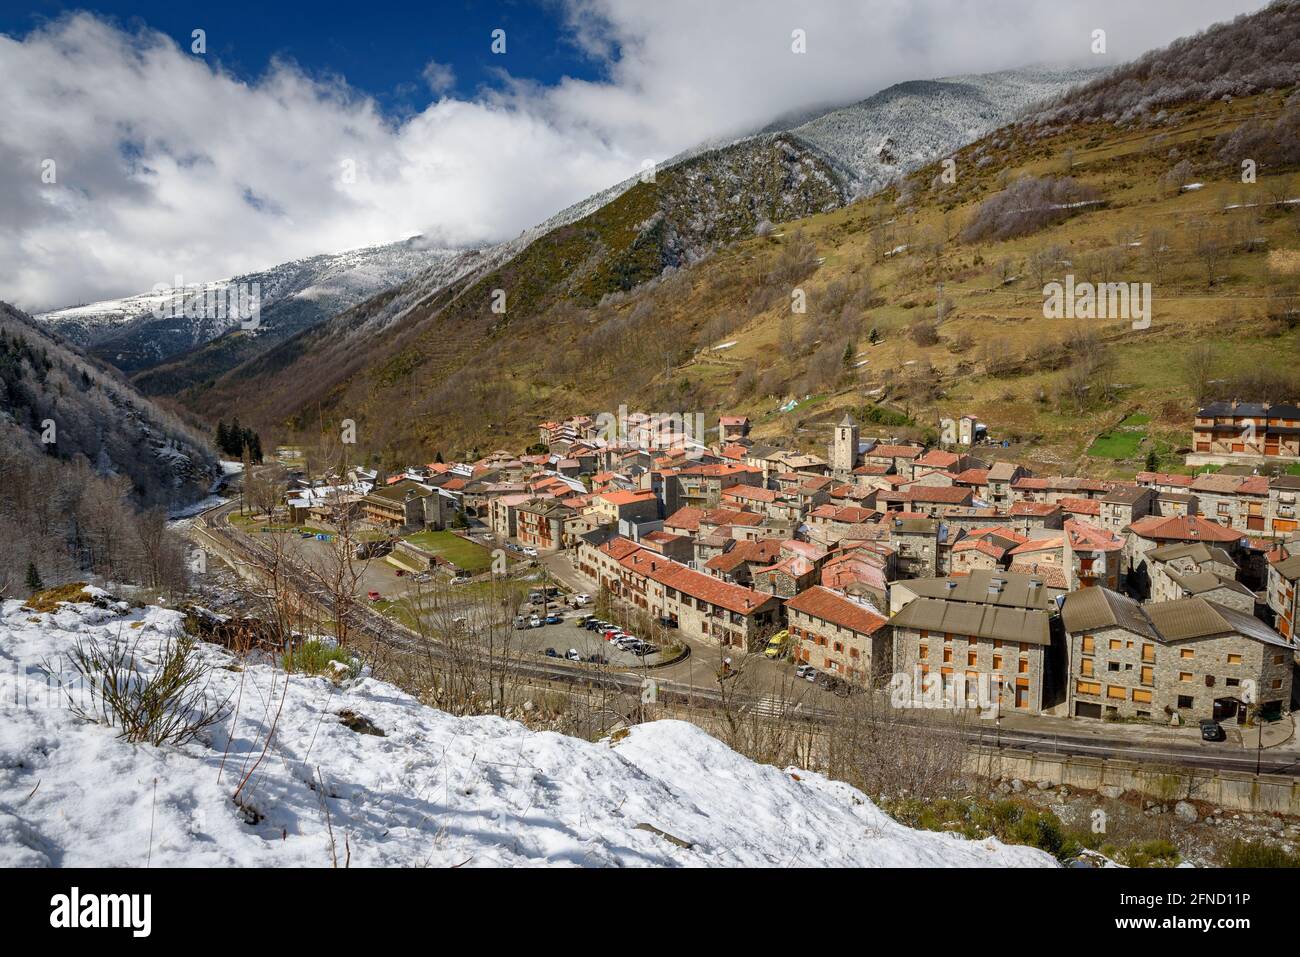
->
[510,605,676,669]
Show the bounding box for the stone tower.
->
[830,413,859,478]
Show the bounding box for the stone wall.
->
[968,746,1300,815]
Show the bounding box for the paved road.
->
[193,504,1300,778]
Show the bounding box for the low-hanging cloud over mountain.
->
[0,0,1265,311]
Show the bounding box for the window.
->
[919,645,928,660]
[1274,654,1286,665]
[1018,659,1029,674]
[1106,685,1126,700]
[1141,666,1154,687]
[943,648,953,663]
[1227,654,1242,665]
[1272,679,1283,690]
[967,651,977,667]
[1179,672,1193,682]
[1142,644,1155,663]
[1177,695,1194,709]
[850,648,860,659]
[1109,639,1122,651]
[1180,648,1195,659]
[1132,689,1152,704]
[1080,636,1094,653]
[833,642,844,653]
[1079,657,1092,677]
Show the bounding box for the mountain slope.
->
[787,66,1103,195]
[207,2,1300,471]
[0,302,217,506]
[0,596,1057,868]
[37,237,471,387]
[177,133,848,459]
[174,67,1113,457]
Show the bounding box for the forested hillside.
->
[0,303,218,595]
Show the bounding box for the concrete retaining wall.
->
[967,746,1300,814]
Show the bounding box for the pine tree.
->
[842,342,855,368]
[25,561,42,592]
[216,420,229,455]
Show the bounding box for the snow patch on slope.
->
[0,600,1056,868]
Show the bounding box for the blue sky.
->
[1,0,609,113]
[0,0,1267,310]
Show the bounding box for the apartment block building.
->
[1062,587,1293,722]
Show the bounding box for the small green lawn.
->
[402,530,493,572]
[1087,430,1144,460]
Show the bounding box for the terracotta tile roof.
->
[852,463,893,475]
[597,537,644,561]
[786,586,888,636]
[1126,515,1242,543]
[720,443,749,461]
[1136,471,1195,488]
[864,444,923,460]
[619,550,777,615]
[1058,496,1101,515]
[722,485,780,503]
[953,468,990,486]
[1066,519,1124,553]
[1009,502,1062,517]
[1010,536,1064,556]
[903,486,973,504]
[704,538,785,572]
[953,538,1011,560]
[642,530,682,543]
[663,507,707,531]
[599,489,657,506]
[914,450,962,469]
[967,525,1029,544]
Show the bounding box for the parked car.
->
[795,664,816,681]
[815,672,835,690]
[528,616,543,628]
[763,629,789,660]
[1200,719,1226,742]
[522,547,539,558]
[514,616,528,630]
[367,590,382,602]
[565,648,581,662]
[544,648,559,658]
[583,619,606,631]
[544,615,562,625]
[572,594,592,606]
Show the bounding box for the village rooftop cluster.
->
[277,403,1300,727]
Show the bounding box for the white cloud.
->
[0,1,1267,311]
[421,59,457,96]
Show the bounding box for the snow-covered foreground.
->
[0,598,1056,868]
